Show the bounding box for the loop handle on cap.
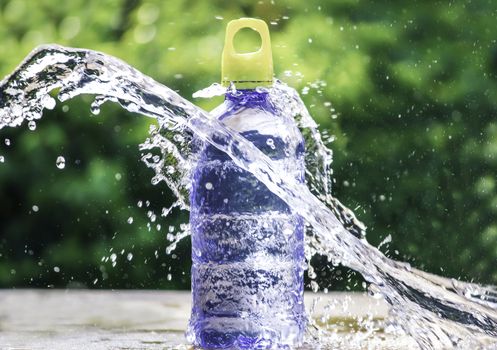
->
[221,18,274,89]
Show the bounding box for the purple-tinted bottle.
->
[187,18,306,349]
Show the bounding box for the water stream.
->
[1,45,497,349]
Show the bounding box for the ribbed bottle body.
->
[187,91,306,349]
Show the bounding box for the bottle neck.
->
[225,89,271,109]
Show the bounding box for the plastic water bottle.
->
[187,18,306,349]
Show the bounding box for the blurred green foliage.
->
[1,0,497,290]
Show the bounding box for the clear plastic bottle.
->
[187,18,306,349]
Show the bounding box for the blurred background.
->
[0,0,496,291]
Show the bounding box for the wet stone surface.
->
[0,290,416,349]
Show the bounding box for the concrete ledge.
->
[0,289,416,349]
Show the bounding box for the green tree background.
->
[0,0,496,290]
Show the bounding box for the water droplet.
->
[115,173,122,181]
[53,266,60,273]
[4,138,10,146]
[28,120,36,131]
[127,216,134,224]
[58,92,70,101]
[307,265,317,279]
[127,252,133,261]
[167,273,172,281]
[266,138,275,149]
[90,104,101,115]
[172,134,184,143]
[256,87,269,95]
[56,156,66,169]
[205,182,213,190]
[32,205,39,212]
[137,200,143,208]
[151,176,161,185]
[0,155,4,163]
[283,228,293,236]
[42,95,56,110]
[368,284,384,299]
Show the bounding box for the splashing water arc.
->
[1,45,497,349]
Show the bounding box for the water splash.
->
[1,45,497,349]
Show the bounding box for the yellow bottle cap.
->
[221,18,274,89]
